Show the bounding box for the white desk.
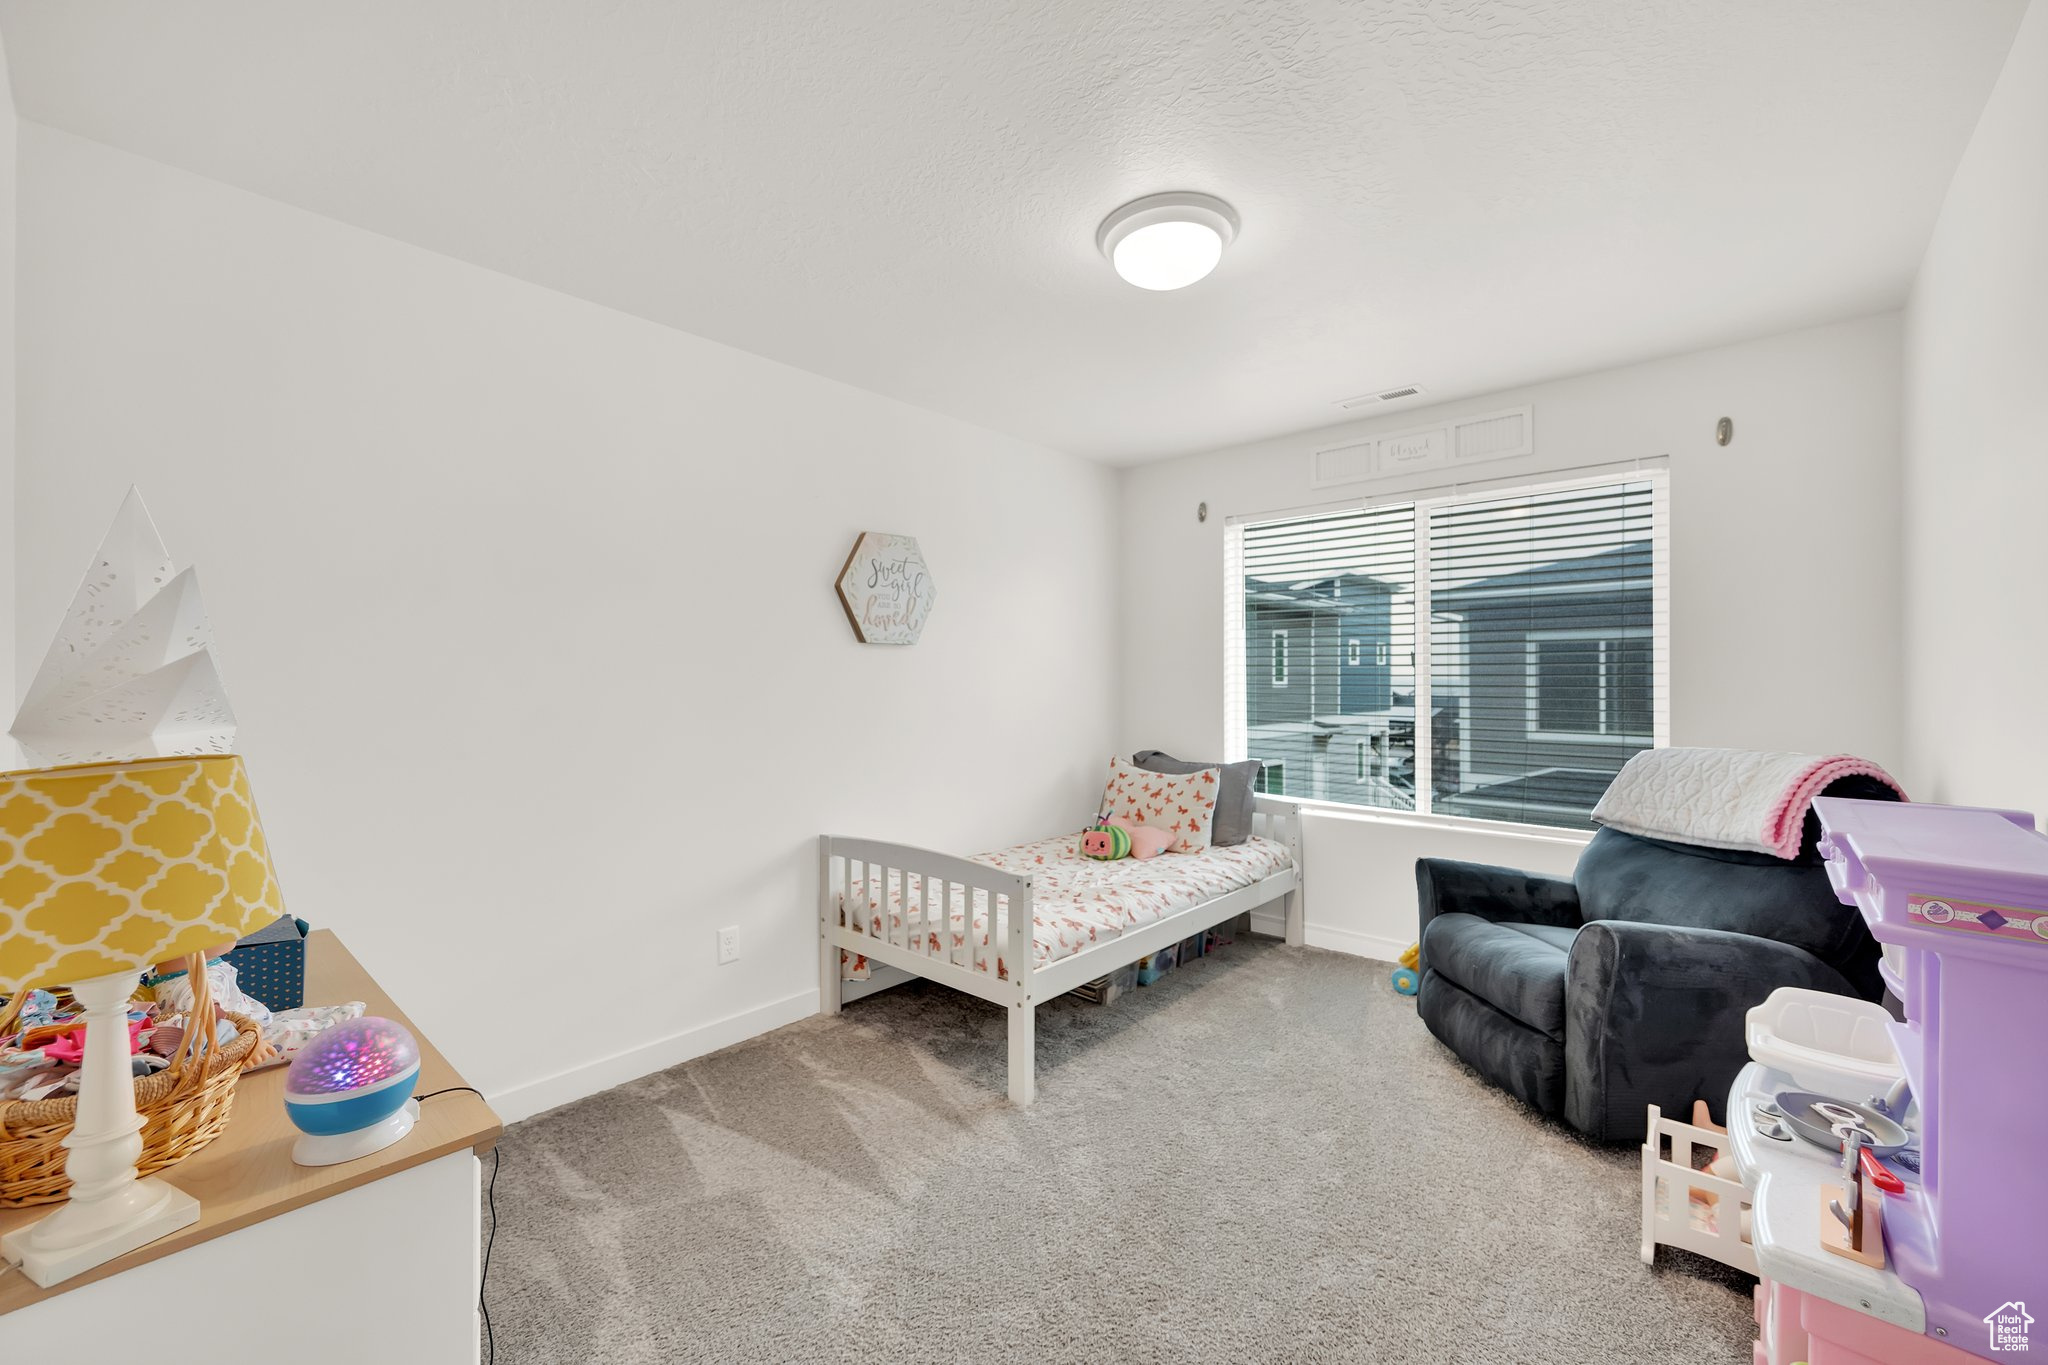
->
[0,932,501,1362]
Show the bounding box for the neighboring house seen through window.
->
[1225,468,1668,829]
[1527,631,1653,741]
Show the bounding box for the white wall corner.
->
[1901,2,2048,816]
[1,28,18,723]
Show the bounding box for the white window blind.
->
[1225,467,1669,830]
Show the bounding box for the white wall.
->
[1903,1,2048,819]
[1120,314,1905,957]
[1250,811,1587,962]
[1,35,16,727]
[13,124,1119,1119]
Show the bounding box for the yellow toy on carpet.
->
[1392,942,1420,995]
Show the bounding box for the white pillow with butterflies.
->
[1099,757,1220,854]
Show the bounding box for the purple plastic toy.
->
[1814,797,2048,1359]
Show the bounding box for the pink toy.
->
[41,1014,149,1066]
[1741,798,2048,1365]
[1106,815,1173,860]
[1127,827,1173,859]
[1080,814,1174,860]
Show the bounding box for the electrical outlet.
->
[717,926,740,965]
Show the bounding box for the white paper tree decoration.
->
[9,489,239,767]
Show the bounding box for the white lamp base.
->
[291,1099,419,1167]
[0,968,206,1288]
[1,1176,199,1288]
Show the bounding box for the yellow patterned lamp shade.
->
[0,755,285,995]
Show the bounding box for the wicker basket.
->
[0,955,263,1208]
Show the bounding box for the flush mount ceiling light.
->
[1096,192,1239,291]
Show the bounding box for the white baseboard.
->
[1250,911,1405,966]
[1304,922,1408,965]
[491,987,818,1124]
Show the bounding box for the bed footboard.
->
[819,800,1305,1107]
[818,836,1038,1102]
[818,837,1035,1005]
[1251,795,1307,945]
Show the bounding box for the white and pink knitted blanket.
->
[1591,748,1906,859]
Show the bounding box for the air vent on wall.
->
[1335,385,1425,411]
[1308,441,1376,488]
[1451,406,1533,464]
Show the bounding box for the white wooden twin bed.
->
[818,796,1305,1105]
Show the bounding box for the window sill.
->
[1272,794,1596,845]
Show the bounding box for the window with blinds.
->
[1225,469,1668,830]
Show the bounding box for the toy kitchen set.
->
[1647,798,2048,1364]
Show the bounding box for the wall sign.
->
[1376,427,1447,473]
[1307,405,1538,489]
[835,532,936,645]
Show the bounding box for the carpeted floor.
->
[490,938,1754,1364]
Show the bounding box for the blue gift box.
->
[225,914,311,1010]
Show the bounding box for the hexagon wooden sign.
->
[835,532,936,645]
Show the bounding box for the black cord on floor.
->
[416,1085,489,1103]
[418,1085,499,1365]
[480,1143,500,1364]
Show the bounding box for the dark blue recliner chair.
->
[1414,784,1893,1143]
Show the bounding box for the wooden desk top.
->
[0,929,501,1314]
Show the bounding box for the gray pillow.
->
[1132,751,1263,847]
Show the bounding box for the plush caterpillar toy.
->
[1081,815,1172,861]
[1080,822,1133,860]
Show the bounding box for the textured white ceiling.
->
[0,1,2026,462]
